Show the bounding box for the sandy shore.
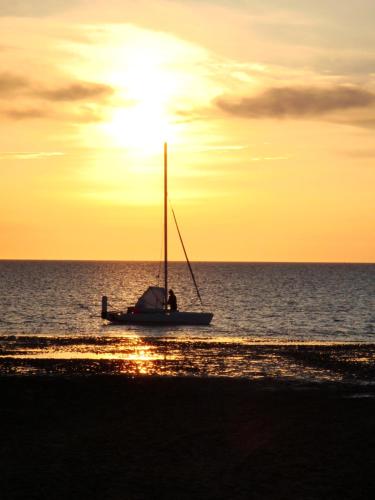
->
[1,375,375,500]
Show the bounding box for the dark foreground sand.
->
[1,376,375,500]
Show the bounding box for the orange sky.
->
[0,1,374,262]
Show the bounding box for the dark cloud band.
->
[0,73,115,121]
[0,73,114,101]
[216,86,375,118]
[0,72,28,95]
[37,83,113,101]
[2,108,48,120]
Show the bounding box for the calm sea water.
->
[0,261,374,380]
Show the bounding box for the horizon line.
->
[0,258,374,265]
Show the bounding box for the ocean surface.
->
[0,261,374,380]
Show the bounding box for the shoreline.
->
[1,341,375,382]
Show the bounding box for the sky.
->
[0,0,374,262]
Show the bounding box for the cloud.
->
[0,0,79,17]
[196,145,249,152]
[216,86,375,119]
[37,82,114,102]
[66,105,107,123]
[249,156,290,161]
[173,108,212,124]
[316,56,375,76]
[0,104,108,123]
[342,149,375,159]
[0,72,114,102]
[2,108,49,120]
[0,74,115,122]
[346,119,375,130]
[0,151,64,160]
[0,72,28,95]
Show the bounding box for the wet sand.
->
[2,341,375,382]
[2,375,375,500]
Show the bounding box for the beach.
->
[2,374,375,500]
[1,262,374,498]
[2,0,375,496]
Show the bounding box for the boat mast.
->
[164,142,168,311]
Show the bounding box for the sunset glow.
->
[1,2,374,262]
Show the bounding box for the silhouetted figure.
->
[167,289,177,311]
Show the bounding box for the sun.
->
[102,103,175,152]
[70,25,217,158]
[99,45,182,152]
[64,25,213,154]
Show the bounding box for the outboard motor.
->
[101,296,108,319]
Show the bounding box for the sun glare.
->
[64,25,220,205]
[60,25,214,154]
[99,42,187,152]
[102,103,175,152]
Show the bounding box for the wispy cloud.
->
[0,72,28,95]
[341,149,375,159]
[0,151,64,160]
[249,156,290,161]
[2,108,49,120]
[0,0,78,17]
[344,118,375,130]
[0,72,115,122]
[37,82,114,102]
[216,86,375,119]
[190,144,249,153]
[0,72,114,101]
[0,105,109,123]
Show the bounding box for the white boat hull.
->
[105,310,213,326]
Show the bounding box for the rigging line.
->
[169,202,204,306]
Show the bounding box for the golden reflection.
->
[123,347,162,375]
[0,338,172,375]
[3,335,373,382]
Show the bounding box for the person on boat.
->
[167,289,177,312]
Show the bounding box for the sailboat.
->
[101,143,213,326]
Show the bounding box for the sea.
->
[0,261,374,381]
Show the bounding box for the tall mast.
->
[164,142,168,311]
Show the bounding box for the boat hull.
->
[105,311,213,326]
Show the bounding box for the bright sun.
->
[66,25,213,154]
[100,45,181,152]
[102,104,174,152]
